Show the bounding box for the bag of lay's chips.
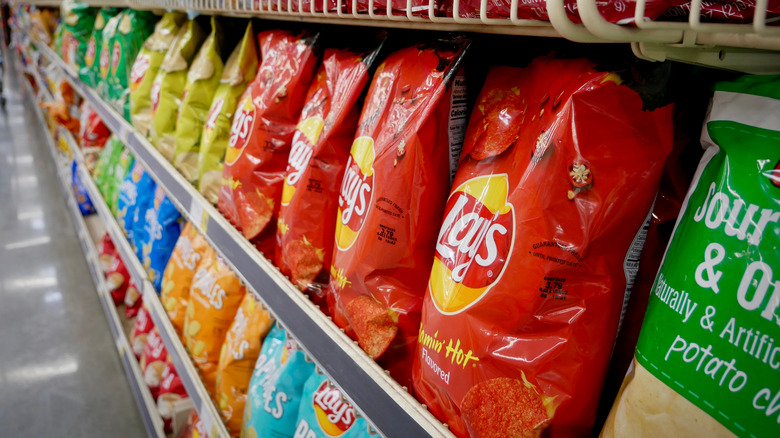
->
[59,0,96,71]
[109,9,157,119]
[149,18,207,161]
[184,248,246,395]
[242,324,316,438]
[327,37,470,386]
[158,359,194,435]
[131,304,155,359]
[276,38,384,305]
[79,7,120,87]
[126,279,143,318]
[216,293,274,436]
[179,409,209,438]
[117,162,149,243]
[105,251,130,305]
[161,222,210,337]
[293,371,370,438]
[97,137,127,201]
[91,133,120,190]
[96,10,123,100]
[129,12,187,137]
[218,30,321,257]
[412,57,674,438]
[132,175,158,258]
[138,187,184,292]
[140,327,168,399]
[105,147,135,215]
[601,76,780,438]
[97,234,116,273]
[72,160,95,215]
[197,21,257,205]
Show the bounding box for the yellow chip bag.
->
[216,293,274,436]
[160,222,210,337]
[148,18,206,161]
[197,21,258,204]
[183,248,245,395]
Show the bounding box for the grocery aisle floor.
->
[0,58,147,437]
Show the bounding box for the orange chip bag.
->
[183,248,246,395]
[161,222,210,337]
[215,293,274,436]
[411,57,674,437]
[218,30,320,257]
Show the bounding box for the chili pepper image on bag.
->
[276,36,385,306]
[218,30,321,258]
[326,37,470,386]
[411,56,674,438]
[293,370,371,438]
[601,75,780,438]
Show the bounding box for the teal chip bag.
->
[243,325,315,438]
[79,7,120,87]
[293,371,370,438]
[602,75,780,438]
[109,9,157,120]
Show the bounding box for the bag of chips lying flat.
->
[109,9,157,119]
[326,37,469,386]
[149,19,207,161]
[59,0,96,71]
[137,187,184,291]
[411,57,674,438]
[218,30,321,257]
[129,12,187,137]
[293,371,370,438]
[173,16,226,184]
[79,7,119,88]
[601,75,780,438]
[276,38,383,305]
[96,10,123,100]
[197,22,257,205]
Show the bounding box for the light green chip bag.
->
[109,10,158,121]
[79,8,120,88]
[148,18,207,162]
[94,135,125,199]
[128,11,187,137]
[602,74,780,438]
[96,10,123,100]
[197,22,258,204]
[173,16,226,184]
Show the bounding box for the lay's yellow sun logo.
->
[335,137,375,251]
[225,91,256,165]
[312,381,356,436]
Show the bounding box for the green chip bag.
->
[109,10,158,120]
[94,135,124,198]
[149,18,206,162]
[129,11,187,137]
[602,75,780,438]
[59,0,96,70]
[173,16,226,184]
[197,22,258,204]
[79,7,119,87]
[106,148,136,215]
[96,10,124,100]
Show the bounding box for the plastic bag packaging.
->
[78,102,110,157]
[158,360,194,435]
[108,9,157,119]
[72,160,95,215]
[96,11,123,100]
[125,279,143,318]
[242,324,316,438]
[218,29,321,257]
[105,147,135,215]
[95,135,125,199]
[138,187,184,292]
[196,21,258,205]
[105,251,130,305]
[326,37,470,386]
[97,233,116,273]
[149,18,207,161]
[601,75,780,438]
[129,12,187,137]
[59,0,96,70]
[91,133,118,188]
[79,7,120,87]
[293,371,371,438]
[276,37,384,306]
[131,173,158,257]
[118,163,155,246]
[140,328,168,400]
[411,56,674,438]
[131,304,155,359]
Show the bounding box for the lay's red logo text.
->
[225,92,255,166]
[85,38,97,68]
[130,55,150,91]
[335,137,374,251]
[312,381,356,436]
[430,174,515,314]
[110,40,121,76]
[282,117,324,207]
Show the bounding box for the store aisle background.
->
[0,60,147,437]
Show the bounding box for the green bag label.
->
[635,85,780,437]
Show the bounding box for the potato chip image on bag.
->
[131,304,155,359]
[216,293,274,436]
[79,7,120,88]
[125,279,143,319]
[197,21,258,205]
[411,57,674,438]
[161,222,210,338]
[293,371,370,438]
[157,359,194,435]
[105,250,130,305]
[140,327,169,400]
[97,233,116,274]
[601,75,780,438]
[183,249,246,396]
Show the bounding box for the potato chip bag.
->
[105,147,135,215]
[109,9,158,120]
[601,75,780,438]
[141,327,169,399]
[138,187,184,292]
[79,103,110,150]
[218,30,321,256]
[117,162,147,243]
[129,12,187,137]
[105,251,130,305]
[125,279,143,319]
[132,175,158,259]
[72,160,95,216]
[242,324,315,438]
[95,135,125,199]
[161,222,210,337]
[411,57,674,438]
[96,10,123,100]
[216,293,274,436]
[326,38,469,386]
[158,359,194,435]
[293,371,370,438]
[173,16,226,184]
[179,409,209,438]
[59,0,96,71]
[79,7,120,88]
[183,249,246,395]
[149,19,207,161]
[97,233,116,274]
[131,304,155,359]
[196,22,257,205]
[276,40,383,304]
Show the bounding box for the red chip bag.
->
[79,103,110,148]
[326,38,470,386]
[412,57,674,437]
[276,41,383,304]
[105,252,130,305]
[141,328,169,399]
[219,30,321,257]
[158,359,192,434]
[97,233,116,274]
[125,279,143,318]
[131,304,155,359]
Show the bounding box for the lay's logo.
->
[335,137,374,251]
[99,44,111,78]
[312,381,356,436]
[430,174,514,314]
[130,55,150,91]
[225,92,255,165]
[203,97,224,140]
[110,40,121,76]
[282,117,324,206]
[150,79,162,113]
[85,38,97,68]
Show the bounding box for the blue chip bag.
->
[243,324,315,438]
[137,186,183,291]
[117,162,151,243]
[72,160,95,215]
[129,168,157,254]
[293,372,370,438]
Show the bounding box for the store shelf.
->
[30,35,454,438]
